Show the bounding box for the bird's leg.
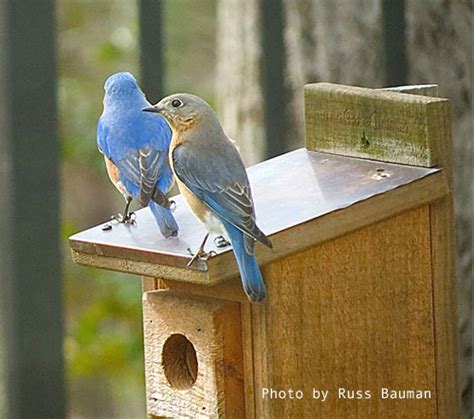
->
[111,196,136,224]
[187,233,216,267]
[214,235,230,248]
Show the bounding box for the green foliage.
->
[66,277,143,378]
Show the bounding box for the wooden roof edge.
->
[71,170,449,285]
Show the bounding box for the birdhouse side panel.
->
[252,206,436,418]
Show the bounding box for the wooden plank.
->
[141,276,158,293]
[426,94,460,417]
[143,291,244,417]
[70,248,210,283]
[304,83,450,166]
[430,197,459,418]
[379,84,439,97]
[158,277,248,302]
[253,207,437,418]
[71,169,449,285]
[241,303,256,419]
[251,303,269,418]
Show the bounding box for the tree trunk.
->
[215,0,472,415]
[215,0,264,165]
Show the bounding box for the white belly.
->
[203,210,227,236]
[175,176,228,238]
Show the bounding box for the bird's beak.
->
[142,105,160,113]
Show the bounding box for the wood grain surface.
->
[304,83,450,167]
[143,291,244,417]
[252,207,437,418]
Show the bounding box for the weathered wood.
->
[430,197,459,418]
[143,291,244,417]
[241,302,256,419]
[426,98,460,417]
[69,149,445,283]
[253,207,436,418]
[304,83,450,166]
[141,276,157,293]
[379,84,438,97]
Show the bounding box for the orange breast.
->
[176,177,210,224]
[104,156,128,196]
[169,132,212,224]
[104,156,120,183]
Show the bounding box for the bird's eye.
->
[171,99,183,108]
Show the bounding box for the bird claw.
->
[186,248,216,267]
[111,211,136,224]
[214,235,230,248]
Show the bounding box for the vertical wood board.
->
[143,291,245,418]
[253,207,437,418]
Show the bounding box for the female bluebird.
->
[143,94,272,303]
[97,72,179,238]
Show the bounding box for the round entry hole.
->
[162,334,198,389]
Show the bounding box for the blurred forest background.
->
[0,0,471,418]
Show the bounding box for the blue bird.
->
[97,72,179,238]
[143,94,272,303]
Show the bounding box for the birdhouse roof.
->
[69,148,447,285]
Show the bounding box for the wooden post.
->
[382,0,407,86]
[139,0,165,103]
[69,83,458,418]
[0,1,65,418]
[259,0,290,159]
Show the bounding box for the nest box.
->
[69,83,459,418]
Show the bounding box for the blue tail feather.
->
[225,221,266,303]
[149,201,179,238]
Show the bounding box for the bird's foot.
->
[111,211,136,225]
[186,247,216,267]
[214,235,230,248]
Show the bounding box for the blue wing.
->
[97,114,173,201]
[97,117,110,157]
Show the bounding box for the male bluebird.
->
[143,94,272,303]
[97,72,179,238]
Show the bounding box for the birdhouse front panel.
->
[142,291,244,418]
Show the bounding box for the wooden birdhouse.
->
[69,83,459,418]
